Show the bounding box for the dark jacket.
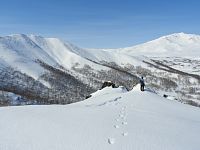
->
[140,78,145,86]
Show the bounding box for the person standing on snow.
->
[139,76,145,91]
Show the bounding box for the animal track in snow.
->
[108,138,115,144]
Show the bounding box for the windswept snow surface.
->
[0,85,200,150]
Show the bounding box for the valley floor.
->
[0,85,200,150]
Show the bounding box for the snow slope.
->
[0,34,108,79]
[0,85,199,150]
[70,32,200,69]
[118,33,200,57]
[0,34,56,78]
[0,33,200,106]
[1,32,200,79]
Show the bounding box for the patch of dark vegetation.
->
[186,100,200,108]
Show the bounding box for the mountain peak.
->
[119,32,200,57]
[160,32,200,41]
[8,33,29,38]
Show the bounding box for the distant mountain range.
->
[0,33,199,106]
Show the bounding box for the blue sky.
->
[0,0,200,48]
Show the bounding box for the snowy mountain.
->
[118,32,200,57]
[0,33,200,106]
[0,34,107,79]
[0,85,199,150]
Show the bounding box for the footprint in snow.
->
[121,116,126,120]
[98,97,122,106]
[114,125,120,129]
[119,114,124,118]
[120,114,127,118]
[114,97,122,101]
[108,138,115,144]
[122,121,128,125]
[122,132,128,136]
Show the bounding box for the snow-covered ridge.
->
[0,34,108,79]
[0,33,199,81]
[1,32,200,69]
[117,32,200,57]
[0,33,200,105]
[0,86,199,150]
